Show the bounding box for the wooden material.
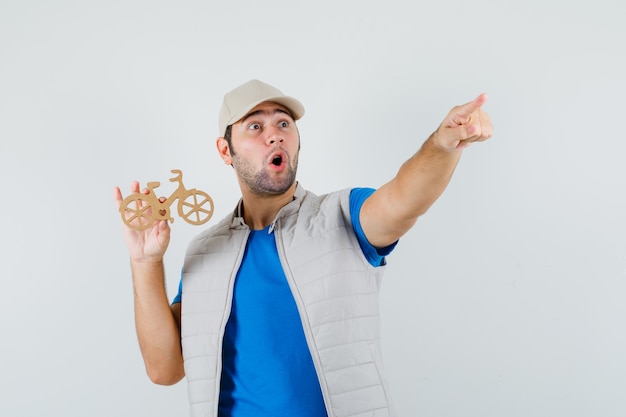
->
[119,169,214,231]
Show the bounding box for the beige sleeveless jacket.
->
[181,184,396,417]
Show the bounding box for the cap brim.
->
[226,95,305,130]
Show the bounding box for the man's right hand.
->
[113,181,171,263]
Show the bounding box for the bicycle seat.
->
[147,181,161,189]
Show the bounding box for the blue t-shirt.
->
[172,188,396,417]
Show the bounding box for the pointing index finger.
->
[456,93,488,120]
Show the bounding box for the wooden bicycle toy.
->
[119,169,214,231]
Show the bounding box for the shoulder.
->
[299,186,352,211]
[185,210,244,255]
[288,186,356,232]
[190,214,232,241]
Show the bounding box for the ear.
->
[216,137,232,165]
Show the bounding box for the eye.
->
[248,123,261,131]
[279,121,289,128]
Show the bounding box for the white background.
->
[1,1,625,416]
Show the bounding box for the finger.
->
[158,219,170,234]
[112,186,123,208]
[453,93,488,123]
[455,122,481,141]
[467,110,493,142]
[480,111,494,139]
[435,124,475,150]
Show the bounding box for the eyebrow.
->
[241,108,293,124]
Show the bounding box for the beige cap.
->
[218,79,305,136]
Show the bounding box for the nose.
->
[265,126,284,146]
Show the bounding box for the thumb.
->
[435,123,476,150]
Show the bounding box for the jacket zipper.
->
[213,228,250,417]
[273,220,334,417]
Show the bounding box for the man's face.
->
[228,102,300,197]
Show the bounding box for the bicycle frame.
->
[119,169,214,231]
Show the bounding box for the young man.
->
[113,79,493,417]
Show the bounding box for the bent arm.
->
[113,183,183,385]
[131,260,184,385]
[360,94,493,248]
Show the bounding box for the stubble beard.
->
[232,152,298,197]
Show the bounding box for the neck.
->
[239,182,297,230]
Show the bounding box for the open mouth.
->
[271,154,284,166]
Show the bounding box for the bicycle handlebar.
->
[169,169,183,182]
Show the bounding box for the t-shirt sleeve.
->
[171,273,183,304]
[349,187,398,267]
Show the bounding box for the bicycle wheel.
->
[178,190,214,225]
[120,194,156,231]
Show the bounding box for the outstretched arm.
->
[360,94,493,248]
[113,182,184,385]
